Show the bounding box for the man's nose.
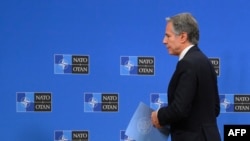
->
[163,36,167,44]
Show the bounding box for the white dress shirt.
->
[179,45,194,61]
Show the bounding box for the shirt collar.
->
[179,45,194,61]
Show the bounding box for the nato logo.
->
[137,117,153,134]
[54,54,89,74]
[120,56,155,75]
[220,94,250,113]
[150,93,168,110]
[209,58,220,76]
[54,130,89,141]
[16,92,52,112]
[120,130,135,141]
[84,93,119,112]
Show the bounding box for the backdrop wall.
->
[1,0,250,141]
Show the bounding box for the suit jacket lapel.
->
[167,45,200,102]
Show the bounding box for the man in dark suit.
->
[151,13,221,141]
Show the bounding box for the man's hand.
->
[151,111,162,128]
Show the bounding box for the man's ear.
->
[180,32,188,43]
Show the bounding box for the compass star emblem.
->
[125,61,134,71]
[59,59,69,70]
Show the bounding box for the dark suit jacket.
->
[158,46,221,141]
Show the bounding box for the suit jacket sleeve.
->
[158,60,197,125]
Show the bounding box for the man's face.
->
[162,22,182,56]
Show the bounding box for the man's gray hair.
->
[166,13,199,45]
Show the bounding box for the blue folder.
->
[125,102,169,141]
